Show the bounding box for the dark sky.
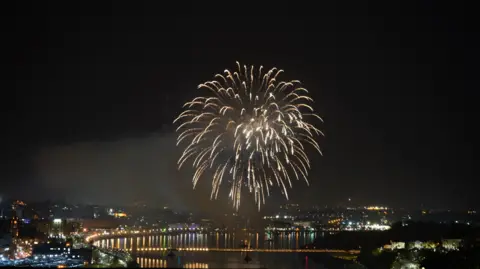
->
[2,1,478,211]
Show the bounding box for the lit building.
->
[407,241,423,250]
[31,240,94,261]
[293,221,313,228]
[263,215,294,220]
[364,223,391,231]
[113,212,127,218]
[93,206,101,219]
[280,204,300,209]
[442,239,461,250]
[166,223,205,232]
[10,201,24,238]
[0,235,12,259]
[13,204,25,220]
[279,204,301,215]
[199,219,214,230]
[8,204,19,260]
[10,217,18,239]
[49,219,64,239]
[365,206,388,211]
[391,241,406,250]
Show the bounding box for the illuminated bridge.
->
[124,247,359,254]
[85,230,360,255]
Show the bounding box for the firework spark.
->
[174,62,323,210]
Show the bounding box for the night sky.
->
[3,2,478,211]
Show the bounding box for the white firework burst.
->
[174,62,323,211]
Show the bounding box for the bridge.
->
[122,247,359,254]
[86,231,360,255]
[93,246,133,263]
[84,229,319,243]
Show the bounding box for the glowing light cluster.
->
[365,206,388,211]
[174,62,323,210]
[184,263,209,269]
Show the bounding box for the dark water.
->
[93,232,358,268]
[134,252,349,269]
[94,231,318,250]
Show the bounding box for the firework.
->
[174,62,323,210]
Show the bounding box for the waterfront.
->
[92,232,360,268]
[93,231,319,250]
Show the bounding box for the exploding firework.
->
[174,62,323,210]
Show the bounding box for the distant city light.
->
[365,224,391,231]
[365,206,388,211]
[114,212,127,218]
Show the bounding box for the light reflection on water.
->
[93,232,349,268]
[135,252,325,268]
[96,231,318,250]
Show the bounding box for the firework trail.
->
[174,62,323,210]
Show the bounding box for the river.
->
[93,231,360,268]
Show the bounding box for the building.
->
[0,234,12,259]
[49,219,64,239]
[168,223,201,231]
[10,212,19,239]
[391,241,406,250]
[441,239,461,250]
[0,235,11,248]
[34,219,50,236]
[0,219,10,235]
[30,219,81,240]
[63,219,82,235]
[8,208,19,259]
[33,241,70,257]
[70,248,92,263]
[11,200,26,220]
[33,240,92,263]
[293,221,313,229]
[407,241,423,250]
[199,219,214,230]
[279,204,301,215]
[92,206,101,219]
